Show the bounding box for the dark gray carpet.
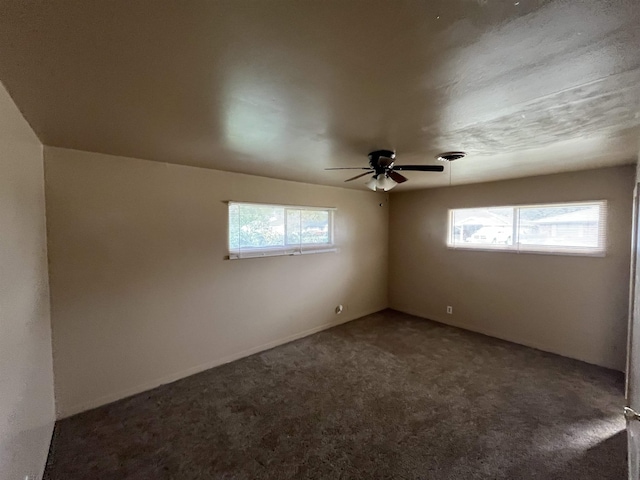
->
[44,310,626,479]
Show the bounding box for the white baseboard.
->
[58,308,383,419]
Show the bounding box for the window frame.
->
[227,201,337,260]
[447,200,607,257]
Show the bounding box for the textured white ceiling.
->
[0,0,638,190]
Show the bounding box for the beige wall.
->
[0,83,54,479]
[45,147,388,418]
[389,166,634,371]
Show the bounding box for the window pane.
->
[286,209,301,246]
[300,210,330,244]
[518,204,601,248]
[229,203,240,250]
[449,201,606,255]
[451,207,514,247]
[236,204,285,249]
[228,202,335,259]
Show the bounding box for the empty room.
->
[1,1,640,479]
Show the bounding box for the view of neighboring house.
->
[529,205,601,247]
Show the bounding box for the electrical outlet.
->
[446,306,453,314]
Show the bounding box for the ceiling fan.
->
[325,149,445,191]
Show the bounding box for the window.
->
[228,202,336,259]
[448,201,607,256]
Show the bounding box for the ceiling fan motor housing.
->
[368,149,396,173]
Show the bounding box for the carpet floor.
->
[44,310,626,479]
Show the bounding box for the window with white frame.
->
[448,201,607,256]
[228,202,336,259]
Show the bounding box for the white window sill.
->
[447,244,605,258]
[228,246,338,260]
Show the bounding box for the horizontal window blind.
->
[448,201,607,256]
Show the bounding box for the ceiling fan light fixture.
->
[365,176,378,191]
[377,174,397,191]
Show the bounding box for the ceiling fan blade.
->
[394,165,445,172]
[344,171,374,182]
[388,171,408,184]
[325,167,372,170]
